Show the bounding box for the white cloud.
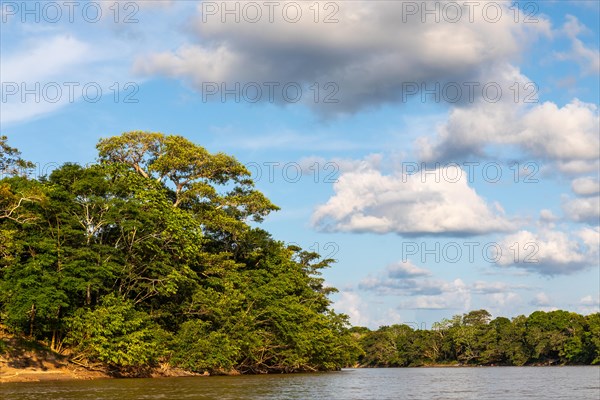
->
[312,161,514,236]
[358,261,443,297]
[0,30,146,125]
[496,226,600,275]
[578,295,600,315]
[540,209,558,222]
[1,35,92,124]
[556,15,600,76]
[531,292,551,306]
[333,288,410,328]
[418,99,600,173]
[572,177,600,196]
[563,177,600,224]
[482,292,524,316]
[520,100,599,161]
[562,196,600,224]
[359,263,528,314]
[578,225,600,251]
[471,281,528,294]
[345,250,543,316]
[398,279,472,311]
[359,276,443,297]
[2,35,91,83]
[0,2,192,125]
[398,280,525,315]
[134,0,550,114]
[135,0,175,9]
[387,260,431,279]
[553,160,600,176]
[488,292,521,308]
[332,290,371,327]
[371,276,527,314]
[297,154,384,176]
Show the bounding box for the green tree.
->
[526,310,587,364]
[65,294,166,372]
[96,131,278,224]
[584,313,600,364]
[0,135,34,177]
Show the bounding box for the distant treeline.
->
[350,309,600,367]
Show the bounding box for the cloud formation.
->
[556,15,600,76]
[1,35,92,124]
[571,177,600,196]
[496,226,600,275]
[417,99,600,174]
[358,262,529,311]
[562,196,600,224]
[579,295,600,314]
[387,260,431,279]
[312,161,514,236]
[134,1,550,114]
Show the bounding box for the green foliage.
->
[170,232,356,374]
[585,313,600,364]
[96,131,279,222]
[0,135,34,176]
[64,294,166,369]
[171,320,240,372]
[353,310,600,367]
[0,132,353,375]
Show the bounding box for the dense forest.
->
[0,133,598,376]
[353,309,600,367]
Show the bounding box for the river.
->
[1,367,599,399]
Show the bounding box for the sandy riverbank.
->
[0,367,109,383]
[0,330,110,383]
[0,327,208,383]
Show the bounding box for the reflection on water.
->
[1,367,599,400]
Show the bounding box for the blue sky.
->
[1,0,599,328]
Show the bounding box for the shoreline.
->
[0,362,205,384]
[0,367,110,384]
[2,328,596,384]
[3,364,596,384]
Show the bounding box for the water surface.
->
[2,367,599,400]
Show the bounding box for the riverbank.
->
[0,329,109,383]
[0,329,203,383]
[2,329,593,384]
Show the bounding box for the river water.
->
[2,367,599,399]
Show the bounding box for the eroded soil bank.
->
[0,329,200,383]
